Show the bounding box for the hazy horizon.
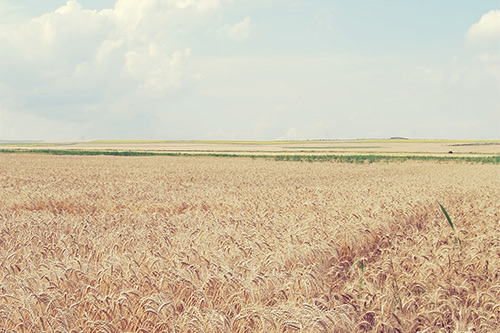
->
[1,1,499,141]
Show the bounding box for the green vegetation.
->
[438,202,455,231]
[0,142,76,147]
[1,148,499,164]
[272,154,500,164]
[0,149,167,157]
[349,260,366,290]
[438,202,461,245]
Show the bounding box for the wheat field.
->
[1,154,499,332]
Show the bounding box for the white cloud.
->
[477,53,499,64]
[278,128,304,140]
[465,9,500,75]
[175,0,220,11]
[0,0,274,139]
[0,0,226,84]
[125,46,191,91]
[221,16,254,42]
[1,1,112,79]
[465,9,500,47]
[0,2,27,26]
[95,38,125,65]
[0,0,206,120]
[55,0,82,15]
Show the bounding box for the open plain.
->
[1,139,500,157]
[1,148,499,331]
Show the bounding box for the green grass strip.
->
[0,149,499,164]
[271,153,500,164]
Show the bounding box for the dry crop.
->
[0,154,499,332]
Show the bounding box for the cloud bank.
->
[0,1,498,140]
[220,17,254,42]
[465,9,500,46]
[0,0,227,138]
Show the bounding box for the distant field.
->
[1,154,499,331]
[1,148,499,164]
[1,139,499,157]
[87,139,499,144]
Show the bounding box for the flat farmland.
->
[1,154,499,331]
[2,139,500,157]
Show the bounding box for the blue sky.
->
[0,0,498,140]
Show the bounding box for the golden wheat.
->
[0,154,499,332]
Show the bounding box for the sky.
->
[0,0,499,140]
